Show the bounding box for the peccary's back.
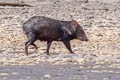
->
[23,16,63,41]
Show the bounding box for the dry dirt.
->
[0,0,120,80]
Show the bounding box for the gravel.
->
[0,0,120,66]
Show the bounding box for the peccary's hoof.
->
[71,52,75,54]
[47,53,50,55]
[26,53,28,56]
[45,52,50,55]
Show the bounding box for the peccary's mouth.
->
[84,38,88,41]
[81,39,88,41]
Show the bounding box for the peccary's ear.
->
[72,19,78,25]
[71,19,78,32]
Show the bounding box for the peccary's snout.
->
[78,35,88,41]
[83,35,88,41]
[83,37,88,41]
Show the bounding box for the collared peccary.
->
[23,16,88,56]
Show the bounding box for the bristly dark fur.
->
[23,16,88,56]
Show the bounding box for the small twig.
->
[83,7,109,11]
[0,2,33,7]
[98,25,120,27]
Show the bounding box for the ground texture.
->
[0,0,120,80]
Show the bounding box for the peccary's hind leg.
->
[25,32,37,56]
[46,41,52,55]
[62,40,74,53]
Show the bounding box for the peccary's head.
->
[71,20,88,41]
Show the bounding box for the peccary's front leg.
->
[46,41,52,55]
[62,40,74,53]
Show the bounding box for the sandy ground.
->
[0,0,120,79]
[0,63,120,80]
